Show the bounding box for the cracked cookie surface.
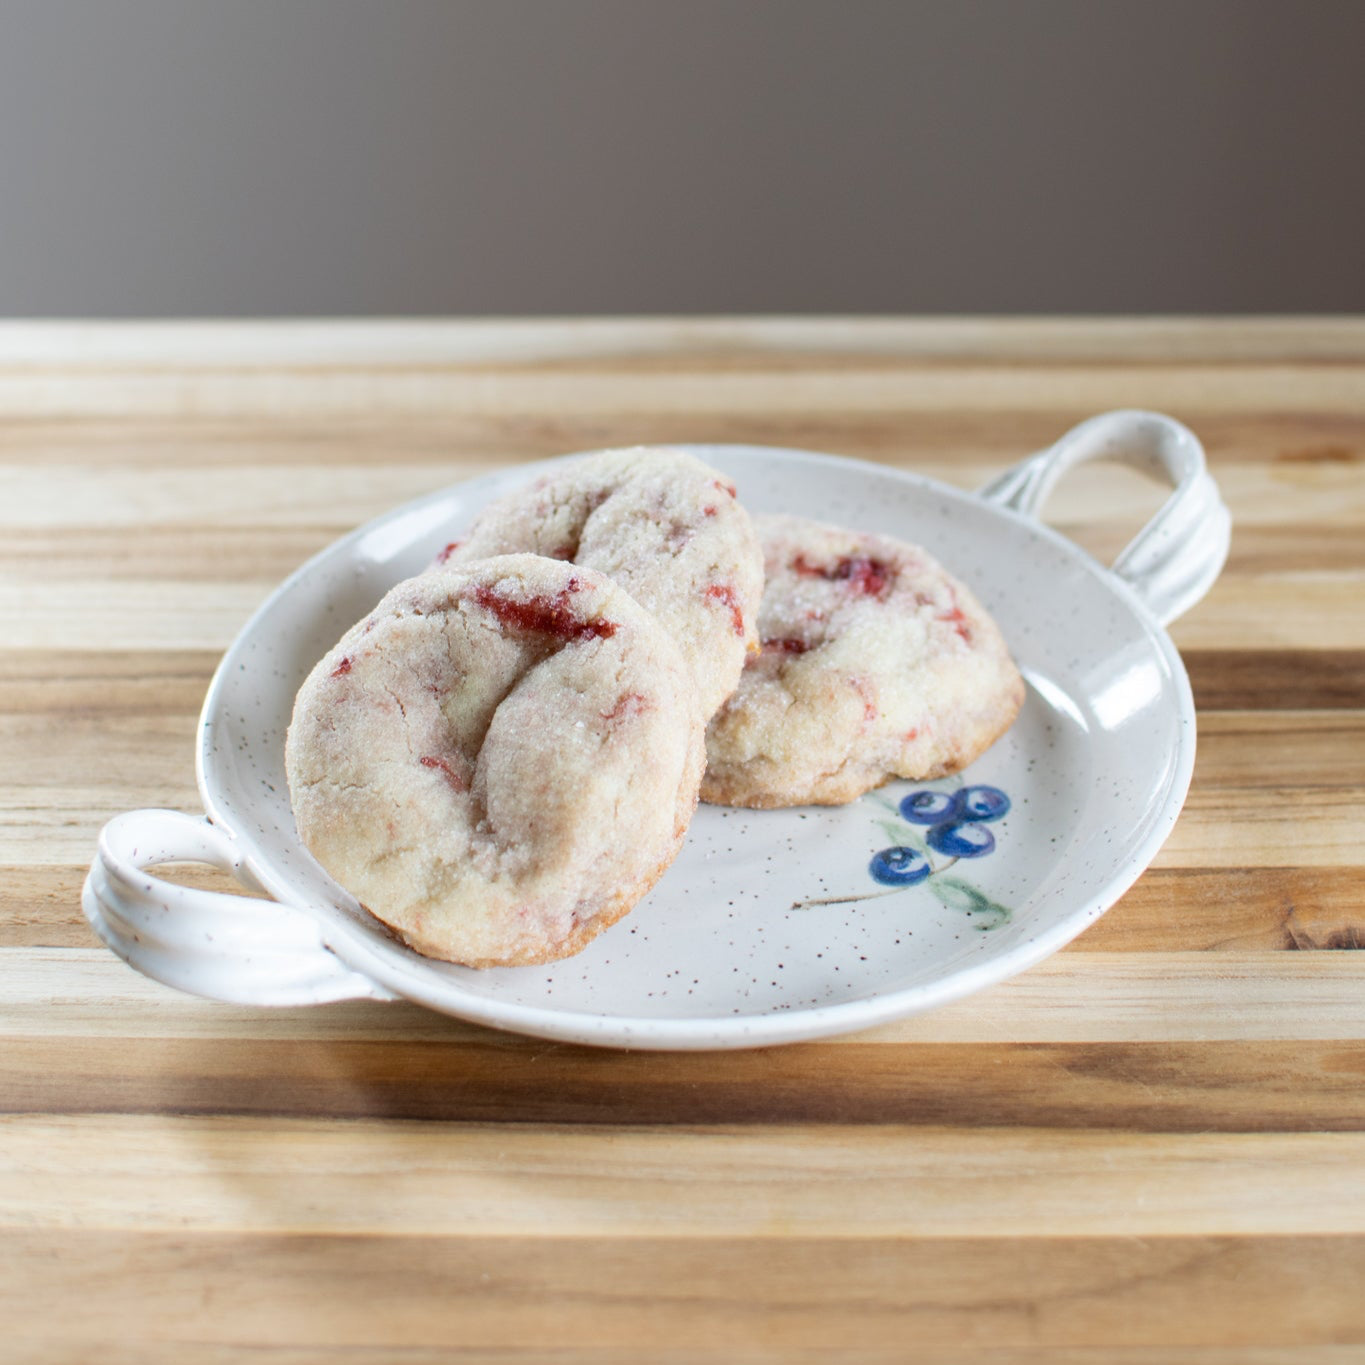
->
[433,447,763,719]
[701,514,1024,808]
[286,555,705,966]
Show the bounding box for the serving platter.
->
[84,410,1229,1049]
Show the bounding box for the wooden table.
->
[3,319,1363,1362]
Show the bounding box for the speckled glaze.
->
[83,410,1229,1049]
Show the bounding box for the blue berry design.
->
[955,785,1010,822]
[794,781,1012,926]
[899,790,957,824]
[869,846,931,886]
[926,820,996,858]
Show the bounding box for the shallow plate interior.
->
[200,445,1192,1046]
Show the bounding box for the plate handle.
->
[977,409,1230,625]
[82,809,396,1005]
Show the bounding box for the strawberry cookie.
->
[286,556,706,967]
[433,448,763,719]
[701,514,1024,808]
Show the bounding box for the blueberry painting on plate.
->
[794,783,1013,932]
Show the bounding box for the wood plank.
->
[1067,523,1365,577]
[0,413,623,469]
[3,360,1365,421]
[5,948,1364,1044]
[0,872,103,947]
[4,1117,1365,1239]
[0,650,219,716]
[1,412,1361,486]
[3,1032,1363,1130]
[1193,711,1365,786]
[0,528,341,586]
[1186,649,1365,710]
[3,316,1364,366]
[2,1231,1363,1350]
[4,1347,1360,1365]
[9,861,1362,955]
[1167,574,1365,651]
[0,463,458,529]
[0,716,201,868]
[1077,867,1365,952]
[1158,786,1365,869]
[1015,459,1365,532]
[0,579,276,651]
[7,460,1365,535]
[1213,522,1365,571]
[0,714,198,789]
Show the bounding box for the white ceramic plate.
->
[84,410,1229,1049]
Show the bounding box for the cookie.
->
[433,447,763,719]
[700,514,1024,808]
[286,555,706,967]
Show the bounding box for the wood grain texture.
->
[5,1232,1365,1352]
[5,1117,1365,1238]
[2,319,1363,1362]
[8,1034,1365,1130]
[6,1352,1363,1365]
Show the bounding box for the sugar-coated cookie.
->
[434,448,763,719]
[286,556,705,967]
[701,514,1024,808]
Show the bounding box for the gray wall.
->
[1,0,1361,315]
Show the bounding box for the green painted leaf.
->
[929,876,1011,931]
